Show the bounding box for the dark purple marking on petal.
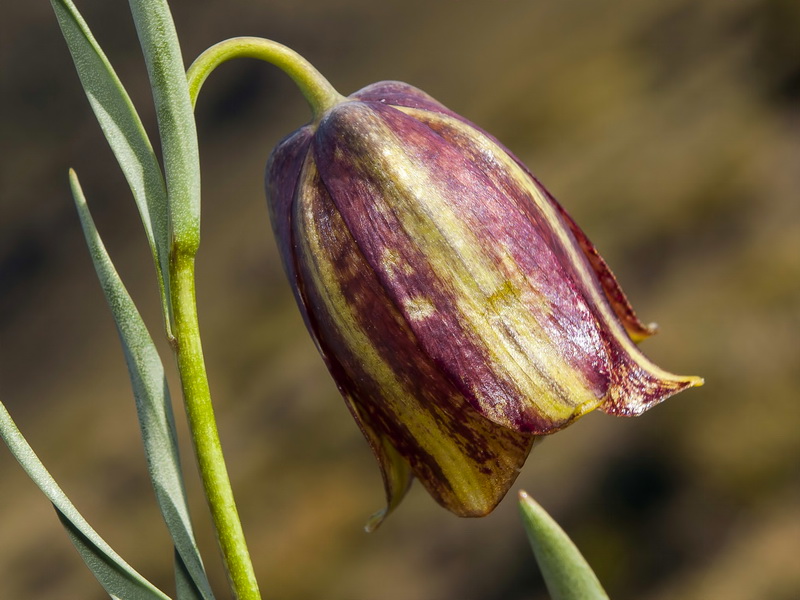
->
[293,165,535,515]
[313,101,610,432]
[270,150,415,523]
[351,81,462,120]
[398,108,615,393]
[265,126,313,286]
[405,107,698,415]
[403,100,658,343]
[550,206,658,343]
[602,344,699,416]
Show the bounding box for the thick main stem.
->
[173,38,340,600]
[171,253,261,600]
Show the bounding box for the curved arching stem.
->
[187,37,345,120]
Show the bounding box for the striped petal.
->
[354,82,659,344]
[292,158,535,520]
[265,126,313,298]
[264,79,701,523]
[311,100,701,433]
[351,80,461,120]
[390,105,702,417]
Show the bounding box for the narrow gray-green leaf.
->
[174,549,205,600]
[50,0,172,334]
[70,171,215,600]
[518,491,610,600]
[128,0,201,255]
[0,401,170,600]
[56,510,172,600]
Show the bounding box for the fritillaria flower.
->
[265,81,702,529]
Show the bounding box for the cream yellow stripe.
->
[350,107,601,427]
[400,107,702,395]
[296,163,508,511]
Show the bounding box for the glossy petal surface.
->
[294,158,534,520]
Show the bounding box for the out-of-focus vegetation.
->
[1,0,798,598]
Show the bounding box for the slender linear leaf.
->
[128,0,201,254]
[70,171,215,600]
[0,401,170,600]
[50,0,173,336]
[518,491,610,600]
[174,548,205,600]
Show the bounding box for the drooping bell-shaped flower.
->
[266,80,702,529]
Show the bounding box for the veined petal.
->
[266,77,702,525]
[355,82,658,344]
[268,131,416,526]
[265,126,313,288]
[553,205,658,343]
[395,105,703,418]
[352,81,461,120]
[313,102,601,433]
[312,101,700,434]
[358,423,413,532]
[293,158,535,517]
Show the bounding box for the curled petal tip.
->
[364,508,387,533]
[638,321,659,340]
[602,364,704,417]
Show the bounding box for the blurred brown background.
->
[1,0,798,599]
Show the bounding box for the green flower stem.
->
[175,36,342,600]
[186,37,345,120]
[171,252,260,600]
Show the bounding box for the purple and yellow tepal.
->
[265,81,702,529]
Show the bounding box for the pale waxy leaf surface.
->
[71,171,214,600]
[128,0,201,254]
[519,491,610,600]
[174,548,206,600]
[0,401,170,600]
[50,0,172,332]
